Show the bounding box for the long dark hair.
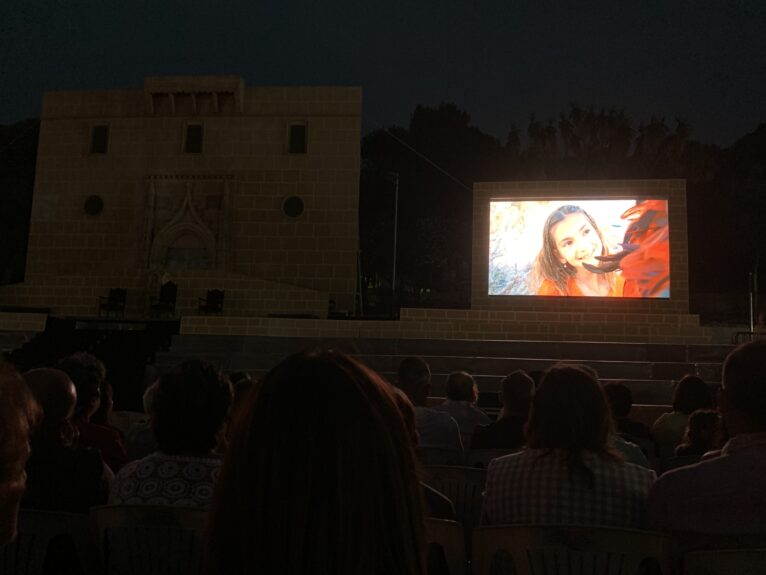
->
[526,364,621,488]
[206,350,427,575]
[531,204,611,294]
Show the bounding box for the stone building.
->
[0,76,362,318]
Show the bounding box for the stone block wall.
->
[0,77,360,317]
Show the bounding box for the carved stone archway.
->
[149,184,218,270]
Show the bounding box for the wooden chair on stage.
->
[198,289,224,315]
[150,281,177,319]
[99,288,126,318]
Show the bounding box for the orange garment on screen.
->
[537,275,626,297]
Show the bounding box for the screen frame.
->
[471,180,689,314]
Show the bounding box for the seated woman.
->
[206,351,427,575]
[532,205,624,297]
[0,363,40,544]
[23,368,110,513]
[481,364,656,528]
[673,409,722,460]
[651,375,714,465]
[110,360,232,507]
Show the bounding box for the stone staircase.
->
[155,335,733,406]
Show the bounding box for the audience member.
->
[395,357,462,451]
[124,378,158,460]
[229,371,257,416]
[0,364,40,544]
[674,409,722,458]
[392,387,456,520]
[432,371,490,446]
[110,360,231,507]
[482,364,655,528]
[56,352,129,471]
[23,368,109,512]
[647,341,766,533]
[471,370,533,450]
[611,435,651,468]
[206,351,427,575]
[651,375,713,464]
[527,369,546,389]
[603,382,652,441]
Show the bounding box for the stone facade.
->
[0,76,361,318]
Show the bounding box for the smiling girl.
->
[531,204,625,297]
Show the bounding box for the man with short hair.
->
[603,382,651,441]
[471,370,533,450]
[432,371,490,446]
[395,357,462,451]
[647,340,766,534]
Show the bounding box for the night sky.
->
[1,1,764,146]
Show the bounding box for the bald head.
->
[23,368,77,426]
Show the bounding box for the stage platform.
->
[0,310,740,407]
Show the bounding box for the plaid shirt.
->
[482,448,656,528]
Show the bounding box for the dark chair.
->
[99,288,126,318]
[472,524,672,575]
[91,505,208,575]
[0,509,98,575]
[198,289,224,315]
[150,281,177,319]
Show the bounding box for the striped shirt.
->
[482,448,655,528]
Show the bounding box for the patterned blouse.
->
[109,451,222,508]
[482,448,655,528]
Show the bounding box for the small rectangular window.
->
[288,123,307,154]
[90,125,109,154]
[184,124,203,154]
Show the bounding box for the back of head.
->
[672,374,713,415]
[0,364,40,545]
[396,356,431,406]
[603,382,633,418]
[56,352,106,420]
[526,364,613,456]
[500,370,534,414]
[208,350,426,575]
[722,340,766,430]
[152,360,232,455]
[683,409,721,450]
[0,366,40,483]
[445,371,476,402]
[23,368,77,444]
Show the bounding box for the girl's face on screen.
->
[550,212,603,272]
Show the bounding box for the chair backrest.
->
[682,549,766,575]
[90,505,209,575]
[1,509,95,575]
[158,282,177,304]
[207,289,224,306]
[108,288,127,305]
[421,466,487,530]
[425,518,466,575]
[417,447,465,466]
[466,448,519,469]
[472,524,672,575]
